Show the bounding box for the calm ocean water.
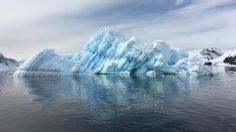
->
[1,67,236,132]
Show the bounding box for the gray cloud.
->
[0,0,236,59]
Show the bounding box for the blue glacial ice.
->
[14,28,214,76]
[15,49,80,76]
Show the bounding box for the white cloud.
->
[0,0,236,59]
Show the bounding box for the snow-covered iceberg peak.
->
[78,28,213,76]
[78,28,148,74]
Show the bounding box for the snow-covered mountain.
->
[200,48,224,60]
[0,53,18,71]
[211,50,236,66]
[224,56,236,65]
[187,48,236,67]
[15,28,213,76]
[187,48,224,61]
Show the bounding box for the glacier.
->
[14,28,214,76]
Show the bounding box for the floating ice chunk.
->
[14,49,79,76]
[15,28,214,76]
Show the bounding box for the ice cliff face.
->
[0,53,18,71]
[15,28,213,76]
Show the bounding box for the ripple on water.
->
[0,70,236,132]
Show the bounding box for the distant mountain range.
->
[188,48,236,66]
[0,53,18,71]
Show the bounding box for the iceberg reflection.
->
[14,75,212,121]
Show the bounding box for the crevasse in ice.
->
[14,28,214,76]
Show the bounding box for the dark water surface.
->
[1,68,236,132]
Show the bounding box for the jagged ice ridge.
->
[15,28,213,76]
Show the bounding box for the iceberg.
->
[78,28,213,76]
[15,28,213,76]
[15,49,80,76]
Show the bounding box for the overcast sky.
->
[1,0,236,59]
